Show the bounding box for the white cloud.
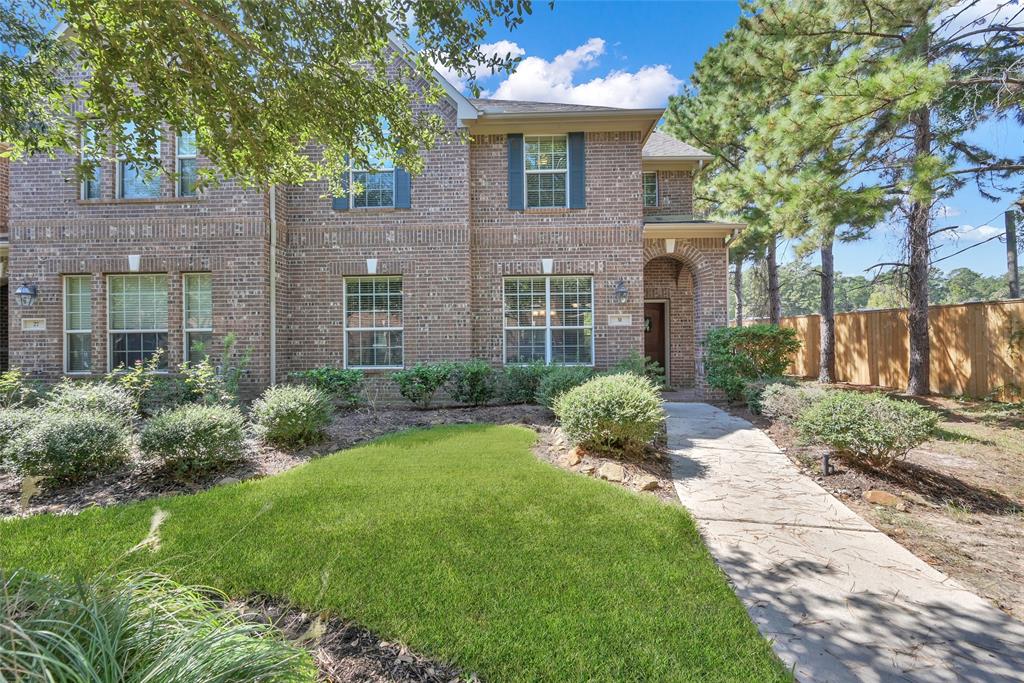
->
[938,204,961,218]
[484,38,682,108]
[941,223,1003,241]
[433,40,526,91]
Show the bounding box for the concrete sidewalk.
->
[668,402,1024,682]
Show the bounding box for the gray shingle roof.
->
[469,98,631,114]
[643,130,712,160]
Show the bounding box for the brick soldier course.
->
[0,65,738,398]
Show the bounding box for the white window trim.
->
[63,275,92,375]
[524,134,569,209]
[643,172,659,208]
[182,272,213,362]
[116,129,162,200]
[342,276,405,370]
[80,129,102,201]
[502,275,595,366]
[175,132,197,197]
[349,165,396,209]
[106,274,170,372]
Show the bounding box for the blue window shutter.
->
[507,133,524,210]
[568,132,585,209]
[394,166,411,208]
[332,156,349,210]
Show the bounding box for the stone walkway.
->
[667,402,1024,682]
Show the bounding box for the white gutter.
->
[269,186,278,385]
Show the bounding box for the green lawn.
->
[0,425,787,681]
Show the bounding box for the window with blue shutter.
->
[507,133,525,210]
[568,132,585,209]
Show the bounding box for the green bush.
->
[796,391,939,468]
[180,333,252,406]
[139,376,194,417]
[288,367,364,407]
[760,383,828,421]
[6,410,131,482]
[554,373,663,454]
[105,349,166,412]
[0,368,42,408]
[703,325,801,400]
[610,351,667,387]
[42,380,136,423]
[0,408,41,469]
[498,363,551,404]
[448,361,497,406]
[536,365,595,408]
[742,375,797,414]
[392,362,455,409]
[140,404,246,476]
[0,570,316,681]
[250,384,332,449]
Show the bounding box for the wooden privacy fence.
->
[763,299,1024,400]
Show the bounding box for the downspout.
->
[269,186,277,385]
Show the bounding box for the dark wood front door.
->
[643,302,666,372]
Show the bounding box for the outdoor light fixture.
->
[13,282,38,307]
[613,278,629,305]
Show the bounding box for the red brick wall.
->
[643,170,694,217]
[643,256,696,388]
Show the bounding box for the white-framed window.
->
[176,131,198,197]
[64,275,92,373]
[117,122,161,199]
[525,135,568,208]
[108,274,169,370]
[643,172,658,207]
[503,276,594,365]
[80,127,102,200]
[183,273,212,362]
[343,276,403,368]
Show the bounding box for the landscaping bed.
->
[730,391,1024,619]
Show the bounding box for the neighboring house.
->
[0,59,739,398]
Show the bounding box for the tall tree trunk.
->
[766,236,782,324]
[906,106,932,396]
[734,257,744,325]
[1007,209,1020,299]
[819,234,836,383]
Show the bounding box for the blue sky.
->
[459,0,1023,278]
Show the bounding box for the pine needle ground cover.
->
[0,425,787,681]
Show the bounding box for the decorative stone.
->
[217,476,241,486]
[636,474,660,491]
[863,490,902,508]
[564,448,583,466]
[597,462,625,482]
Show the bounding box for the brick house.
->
[0,63,739,399]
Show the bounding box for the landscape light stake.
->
[822,450,835,476]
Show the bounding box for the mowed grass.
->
[0,425,787,681]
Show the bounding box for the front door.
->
[643,301,666,373]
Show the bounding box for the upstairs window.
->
[352,164,395,208]
[344,276,403,368]
[176,131,198,197]
[64,275,92,373]
[118,122,161,199]
[503,276,594,365]
[525,135,568,208]
[108,274,168,370]
[80,127,103,200]
[643,172,658,207]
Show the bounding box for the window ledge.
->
[519,207,577,214]
[77,197,203,206]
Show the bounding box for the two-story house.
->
[0,56,739,398]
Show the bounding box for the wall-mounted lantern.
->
[613,278,629,305]
[14,283,38,307]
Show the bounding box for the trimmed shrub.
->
[140,404,246,476]
[498,363,551,405]
[704,324,801,400]
[554,373,663,454]
[140,376,194,417]
[250,384,332,449]
[610,351,667,387]
[536,365,596,408]
[288,367,364,408]
[761,383,828,421]
[43,380,136,423]
[392,363,455,409]
[6,410,131,482]
[448,361,497,406]
[796,391,939,468]
[742,375,797,414]
[0,408,41,469]
[0,570,316,681]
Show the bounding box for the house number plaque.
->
[607,314,632,327]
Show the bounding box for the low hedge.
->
[288,367,364,408]
[448,361,497,406]
[391,363,455,409]
[760,383,828,421]
[5,410,131,482]
[536,366,595,408]
[140,404,247,477]
[250,384,332,449]
[704,325,801,400]
[554,373,663,455]
[42,380,136,423]
[499,363,551,405]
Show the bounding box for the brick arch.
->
[642,239,717,392]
